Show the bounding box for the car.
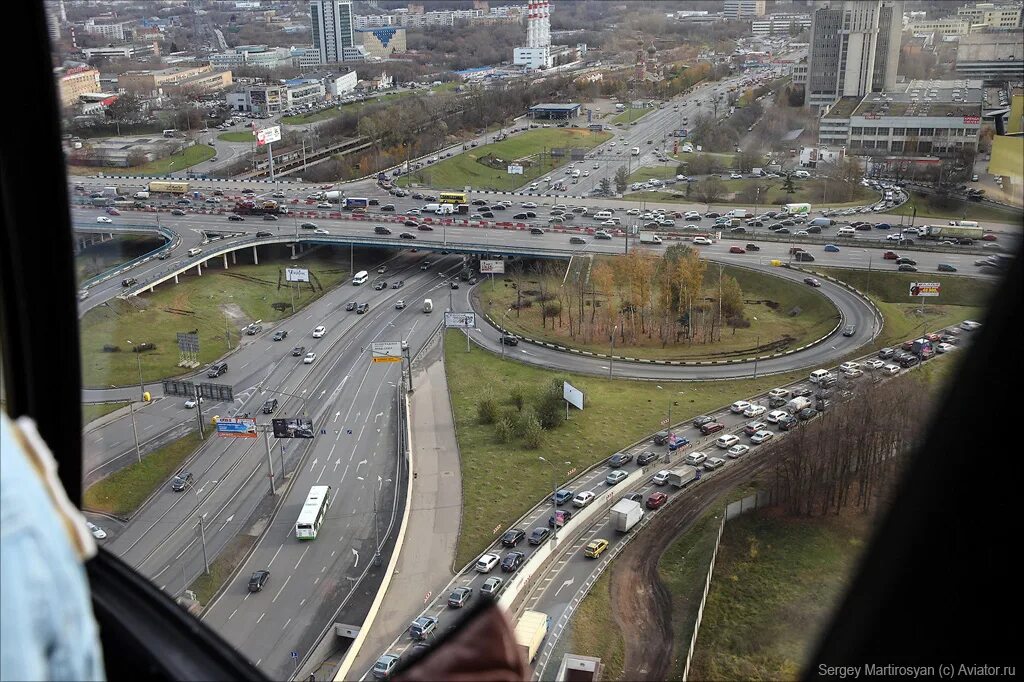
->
[960,320,982,331]
[572,491,595,508]
[380,204,396,212]
[877,347,896,359]
[750,429,774,444]
[170,209,187,216]
[608,452,634,467]
[184,396,204,409]
[303,352,316,364]
[501,551,526,572]
[839,361,860,373]
[393,300,406,310]
[936,342,956,354]
[649,469,671,486]
[636,451,658,466]
[864,359,885,370]
[898,264,918,272]
[606,469,629,485]
[171,472,194,492]
[646,492,669,509]
[745,243,760,252]
[248,570,271,593]
[450,281,460,290]
[374,281,387,291]
[480,576,504,597]
[501,528,526,547]
[797,407,819,420]
[584,539,610,558]
[792,386,814,397]
[767,388,789,400]
[496,334,520,348]
[255,231,273,237]
[86,521,107,540]
[685,451,707,466]
[312,325,326,338]
[727,443,750,458]
[475,553,501,573]
[743,404,766,418]
[803,277,821,287]
[96,216,113,224]
[372,654,401,679]
[121,277,137,287]
[729,246,746,254]
[824,244,840,253]
[777,415,799,431]
[842,367,863,378]
[528,527,551,545]
[409,615,438,640]
[842,325,856,337]
[730,400,751,414]
[392,280,405,289]
[692,415,714,428]
[570,236,587,244]
[227,214,244,221]
[357,303,370,314]
[895,257,917,266]
[272,330,288,341]
[716,434,740,449]
[693,236,712,245]
[400,232,416,239]
[700,421,725,435]
[704,457,726,471]
[766,410,789,424]
[553,489,574,506]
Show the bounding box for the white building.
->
[83,19,131,41]
[514,0,552,69]
[752,14,812,35]
[209,45,293,69]
[723,0,767,19]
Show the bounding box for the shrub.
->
[478,398,499,424]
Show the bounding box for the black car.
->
[530,228,545,235]
[418,225,433,231]
[207,361,228,377]
[899,355,920,368]
[368,198,380,206]
[501,528,526,547]
[895,257,917,265]
[776,227,791,234]
[262,399,278,414]
[171,472,194,492]
[374,281,387,291]
[745,243,761,252]
[291,346,305,357]
[705,212,721,219]
[842,325,856,337]
[529,527,550,545]
[471,199,488,206]
[448,586,473,608]
[272,330,288,341]
[623,492,644,503]
[357,303,370,314]
[898,264,918,272]
[513,213,529,220]
[391,280,404,289]
[797,407,818,421]
[547,509,574,527]
[608,452,634,467]
[404,220,419,227]
[300,222,317,229]
[228,214,244,221]
[778,415,800,431]
[500,335,518,346]
[450,282,459,289]
[489,204,507,211]
[501,551,526,572]
[637,451,659,466]
[769,395,788,408]
[262,214,278,221]
[412,193,424,200]
[121,277,137,287]
[171,209,187,216]
[381,204,396,211]
[855,223,872,231]
[400,232,416,239]
[375,226,393,235]
[256,231,273,237]
[653,430,670,445]
[692,415,714,428]
[806,226,822,234]
[792,386,814,398]
[248,570,270,593]
[480,212,494,218]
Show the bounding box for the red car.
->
[106,208,121,216]
[981,233,997,241]
[883,251,899,260]
[646,492,668,509]
[925,332,941,342]
[729,246,746,254]
[700,421,725,435]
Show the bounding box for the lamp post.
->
[608,324,618,379]
[538,457,571,543]
[126,339,146,401]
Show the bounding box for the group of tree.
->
[477,376,572,448]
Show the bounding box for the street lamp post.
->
[608,324,618,379]
[126,339,146,401]
[538,457,571,544]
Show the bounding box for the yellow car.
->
[210,415,220,425]
[583,539,609,559]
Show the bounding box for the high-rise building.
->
[310,0,354,64]
[723,0,767,18]
[514,0,552,69]
[805,0,903,111]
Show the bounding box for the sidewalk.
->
[346,341,463,675]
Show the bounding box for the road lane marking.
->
[271,575,291,603]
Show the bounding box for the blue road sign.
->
[291,651,299,660]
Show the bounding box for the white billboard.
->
[371,341,402,363]
[444,312,476,328]
[480,260,505,274]
[255,125,282,146]
[285,268,309,282]
[507,164,524,175]
[563,381,584,410]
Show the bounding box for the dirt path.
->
[609,456,777,680]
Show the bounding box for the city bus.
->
[295,485,332,540]
[352,270,368,285]
[439,191,467,205]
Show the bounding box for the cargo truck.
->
[785,396,812,414]
[639,233,663,244]
[148,180,190,195]
[514,611,550,663]
[101,186,120,198]
[667,465,697,488]
[784,202,811,215]
[921,224,983,241]
[610,499,644,532]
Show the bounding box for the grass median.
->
[217,131,253,142]
[611,107,653,126]
[397,128,611,192]
[83,430,202,517]
[444,329,811,569]
[82,401,126,425]
[73,144,215,177]
[891,193,1024,224]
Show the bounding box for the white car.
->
[767,388,789,400]
[842,367,863,378]
[317,202,332,208]
[651,470,671,485]
[684,211,701,220]
[86,521,107,540]
[395,300,406,309]
[743,404,766,418]
[685,451,707,466]
[750,429,774,444]
[475,553,501,573]
[729,172,743,179]
[184,397,204,409]
[726,444,749,459]
[522,202,537,208]
[730,400,751,414]
[838,361,860,373]
[882,364,900,375]
[864,359,885,370]
[605,469,628,485]
[626,208,641,215]
[766,409,789,424]
[572,491,596,508]
[936,342,956,353]
[693,236,712,245]
[313,228,330,235]
[960,320,981,331]
[303,352,316,364]
[312,325,326,338]
[96,216,113,224]
[716,434,740,449]
[602,220,616,227]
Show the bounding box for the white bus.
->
[352,270,368,285]
[295,485,332,540]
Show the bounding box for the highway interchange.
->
[71,64,1018,678]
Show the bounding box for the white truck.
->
[319,190,344,202]
[639,233,663,245]
[514,610,550,663]
[631,147,641,156]
[785,396,812,414]
[132,191,150,200]
[423,298,433,313]
[610,499,644,533]
[667,465,698,488]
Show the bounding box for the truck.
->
[667,465,697,488]
[631,147,641,156]
[102,186,120,198]
[921,224,983,241]
[148,180,190,195]
[785,396,812,414]
[133,191,150,200]
[423,298,433,313]
[343,197,369,210]
[784,203,811,215]
[91,196,114,207]
[610,499,645,533]
[234,199,284,215]
[316,190,343,203]
[514,611,550,663]
[639,233,663,245]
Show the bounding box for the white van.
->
[837,227,856,237]
[352,270,369,285]
[423,299,433,313]
[434,204,454,215]
[422,203,441,213]
[631,147,640,156]
[808,369,831,384]
[594,210,613,220]
[187,247,203,257]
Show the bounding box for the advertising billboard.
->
[444,312,476,328]
[507,165,524,175]
[479,260,505,274]
[272,417,315,438]
[371,341,402,363]
[286,268,309,282]
[216,417,257,438]
[255,125,282,146]
[563,381,584,410]
[909,282,940,297]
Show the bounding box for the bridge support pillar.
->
[252,246,259,265]
[290,243,296,258]
[231,250,237,265]
[174,274,179,284]
[223,253,229,269]
[196,262,202,276]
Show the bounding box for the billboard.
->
[371,341,402,363]
[909,282,940,297]
[286,268,309,282]
[563,381,584,410]
[255,125,282,146]
[479,260,505,274]
[507,164,524,175]
[216,417,257,438]
[444,312,476,328]
[272,417,315,438]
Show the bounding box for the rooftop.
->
[528,103,582,112]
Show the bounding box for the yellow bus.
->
[439,191,466,205]
[148,180,191,195]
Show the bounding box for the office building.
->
[805,0,904,110]
[752,14,812,34]
[56,66,101,108]
[82,19,131,41]
[957,3,1023,29]
[724,0,767,18]
[119,65,226,98]
[310,0,354,64]
[955,29,1024,78]
[209,45,292,69]
[81,43,160,61]
[904,18,971,36]
[227,84,287,116]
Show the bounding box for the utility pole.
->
[128,399,142,464]
[198,516,209,575]
[372,493,382,567]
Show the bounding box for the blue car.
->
[554,489,573,505]
[874,222,891,230]
[667,434,690,451]
[824,244,840,252]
